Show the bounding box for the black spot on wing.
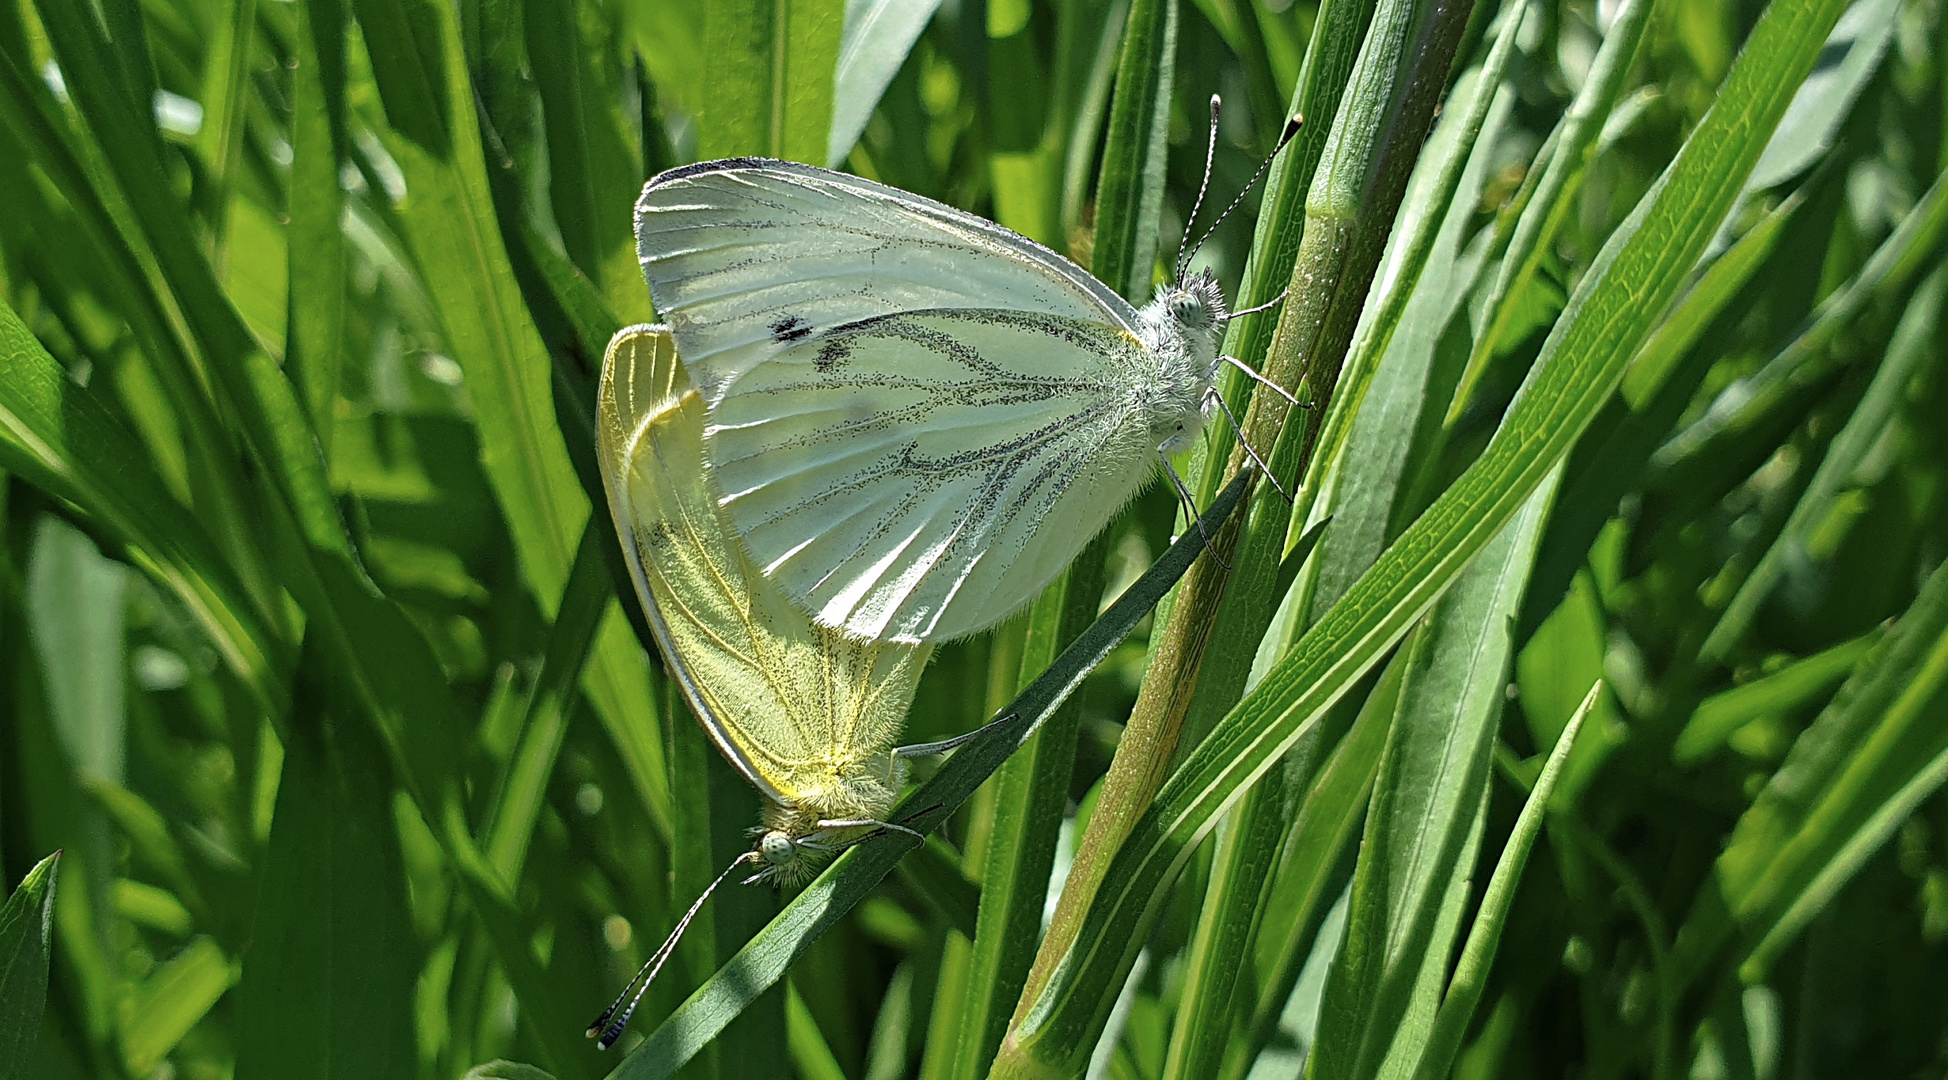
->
[814,338,850,373]
[771,314,814,344]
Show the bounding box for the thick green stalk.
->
[1162,13,1527,1072]
[1000,0,1481,1073]
[1006,0,1371,1035]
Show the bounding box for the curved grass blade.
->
[0,301,286,713]
[1405,681,1596,1080]
[1698,186,1948,659]
[605,475,1250,1080]
[1679,554,1948,983]
[828,0,947,167]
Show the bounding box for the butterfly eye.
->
[760,831,796,864]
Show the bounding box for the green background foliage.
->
[0,0,1945,1078]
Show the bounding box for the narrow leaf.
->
[0,852,60,1080]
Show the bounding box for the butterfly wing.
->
[597,325,930,818]
[708,309,1163,643]
[633,158,1141,403]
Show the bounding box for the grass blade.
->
[0,301,287,711]
[699,0,844,163]
[233,695,417,1080]
[1307,472,1556,1080]
[828,0,946,167]
[0,852,59,1080]
[1681,554,1948,981]
[1405,681,1597,1080]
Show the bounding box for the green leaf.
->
[371,3,588,619]
[34,0,353,567]
[349,0,450,154]
[1654,156,1948,508]
[786,980,850,1080]
[699,0,845,163]
[287,0,350,450]
[234,701,417,1080]
[1683,554,1948,981]
[1307,473,1556,1080]
[1089,0,1177,301]
[484,525,613,882]
[828,0,946,167]
[1405,682,1597,1080]
[0,300,288,713]
[119,937,236,1075]
[0,852,60,1080]
[1453,0,1656,415]
[23,516,127,783]
[1674,628,1884,767]
[1221,657,1399,1080]
[1704,259,1948,658]
[464,1062,560,1080]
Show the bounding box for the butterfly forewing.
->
[597,326,929,809]
[705,309,1161,642]
[634,159,1139,402]
[634,159,1188,643]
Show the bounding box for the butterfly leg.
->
[1160,452,1232,571]
[816,817,927,843]
[1224,289,1291,321]
[1204,386,1295,505]
[1221,353,1305,407]
[892,711,1020,760]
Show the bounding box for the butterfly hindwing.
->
[706,309,1162,642]
[598,326,927,811]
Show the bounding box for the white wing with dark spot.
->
[634,158,1140,402]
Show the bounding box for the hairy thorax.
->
[1133,273,1227,455]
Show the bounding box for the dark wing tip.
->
[645,156,849,193]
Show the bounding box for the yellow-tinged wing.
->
[596,325,931,822]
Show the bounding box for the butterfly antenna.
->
[1176,95,1225,281]
[1178,112,1306,283]
[587,851,761,1050]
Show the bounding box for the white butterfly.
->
[634,132,1293,643]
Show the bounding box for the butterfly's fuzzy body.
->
[1133,271,1228,457]
[635,158,1236,643]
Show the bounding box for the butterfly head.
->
[1163,268,1228,335]
[748,828,826,886]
